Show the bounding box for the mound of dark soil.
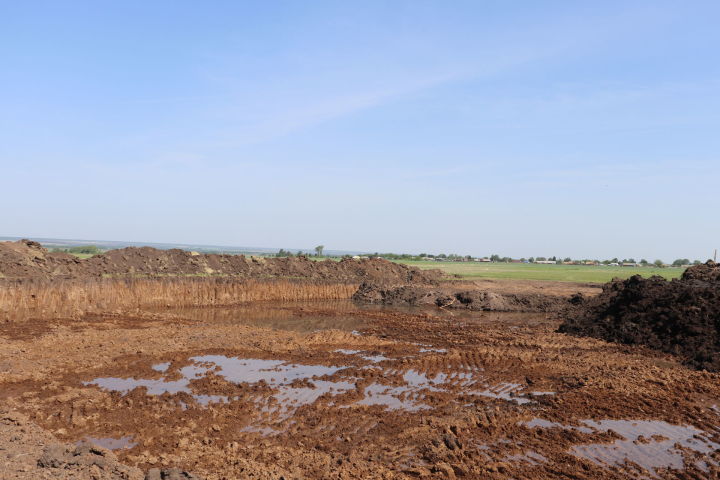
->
[559,261,720,371]
[352,283,568,312]
[0,240,441,285]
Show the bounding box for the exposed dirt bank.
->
[0,239,441,284]
[559,261,720,372]
[352,282,571,312]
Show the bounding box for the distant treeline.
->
[272,249,705,267]
[51,245,104,255]
[49,244,705,268]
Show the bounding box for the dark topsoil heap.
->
[352,283,569,312]
[0,239,441,285]
[559,261,720,371]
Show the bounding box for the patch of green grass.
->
[67,252,96,259]
[394,260,684,283]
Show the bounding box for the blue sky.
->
[1,1,718,261]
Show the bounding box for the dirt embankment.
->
[0,240,441,285]
[352,283,571,312]
[559,261,720,372]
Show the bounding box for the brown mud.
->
[2,300,719,479]
[560,261,720,372]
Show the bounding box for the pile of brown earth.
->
[0,239,441,285]
[352,282,570,312]
[559,261,720,371]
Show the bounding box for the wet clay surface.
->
[2,301,720,479]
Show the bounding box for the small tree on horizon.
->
[314,245,324,257]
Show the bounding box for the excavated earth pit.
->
[2,299,720,479]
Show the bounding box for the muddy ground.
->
[2,297,719,479]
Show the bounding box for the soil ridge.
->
[0,239,441,285]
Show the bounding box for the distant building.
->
[622,262,637,267]
[535,260,556,264]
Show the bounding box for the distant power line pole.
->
[714,249,717,262]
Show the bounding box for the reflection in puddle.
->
[87,357,351,413]
[79,436,137,450]
[574,420,720,474]
[355,383,431,411]
[523,417,720,474]
[151,362,170,372]
[502,451,547,466]
[335,349,390,363]
[403,370,449,391]
[419,347,447,353]
[85,352,553,435]
[523,418,593,433]
[192,355,343,385]
[155,303,368,333]
[471,382,539,404]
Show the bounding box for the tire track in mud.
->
[3,303,720,479]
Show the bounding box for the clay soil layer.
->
[2,299,719,479]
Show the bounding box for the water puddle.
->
[470,382,551,404]
[335,349,390,363]
[418,346,447,353]
[155,302,368,333]
[87,356,351,411]
[523,418,720,475]
[78,436,137,450]
[403,370,450,391]
[502,451,547,466]
[151,362,170,372]
[573,420,720,475]
[522,418,593,433]
[355,383,431,411]
[84,352,554,434]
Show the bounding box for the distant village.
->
[354,253,702,268]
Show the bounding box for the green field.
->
[68,253,96,259]
[394,260,684,283]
